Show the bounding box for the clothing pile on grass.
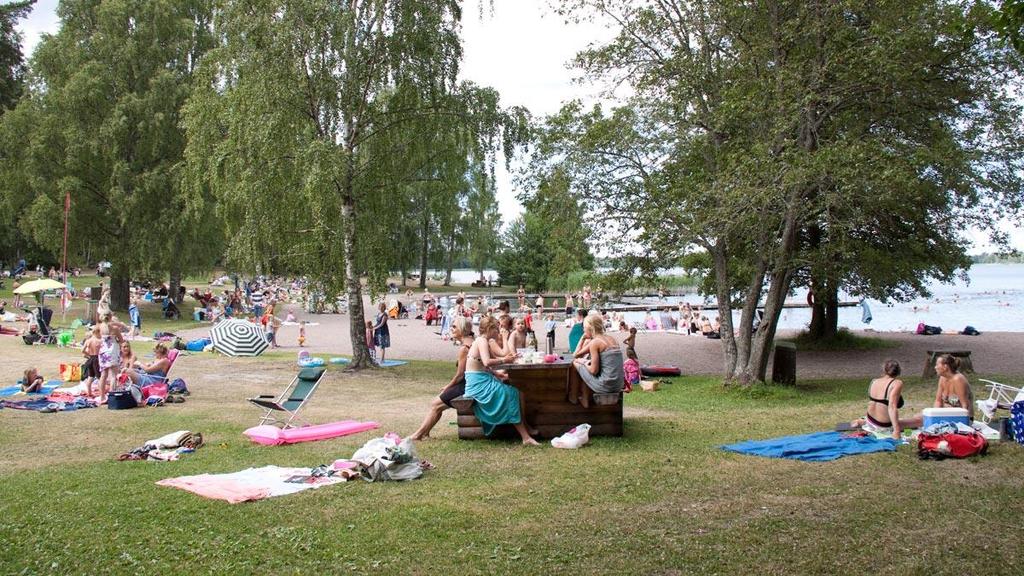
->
[915,422,990,460]
[119,430,205,461]
[157,433,432,504]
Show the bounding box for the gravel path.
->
[177,298,1024,380]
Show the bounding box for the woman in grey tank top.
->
[571,314,625,407]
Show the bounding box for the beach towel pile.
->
[721,431,898,462]
[119,430,204,461]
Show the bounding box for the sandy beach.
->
[175,298,1024,380]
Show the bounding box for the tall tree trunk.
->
[341,189,372,369]
[733,255,768,377]
[400,264,408,287]
[443,231,455,286]
[808,282,839,340]
[710,243,739,377]
[110,269,131,312]
[745,201,802,383]
[418,206,429,289]
[169,268,183,304]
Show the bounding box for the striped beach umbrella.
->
[210,319,269,357]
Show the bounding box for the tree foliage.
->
[497,166,593,291]
[186,0,525,367]
[0,0,219,308]
[544,0,1024,383]
[0,0,33,113]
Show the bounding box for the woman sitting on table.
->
[125,343,171,387]
[410,317,475,440]
[464,316,539,445]
[851,360,917,439]
[571,314,625,408]
[933,354,974,421]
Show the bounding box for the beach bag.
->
[107,389,138,410]
[59,363,82,382]
[916,323,942,335]
[1011,401,1024,445]
[185,338,210,352]
[960,325,981,336]
[168,378,188,395]
[917,431,987,460]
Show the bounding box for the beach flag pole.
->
[61,191,70,320]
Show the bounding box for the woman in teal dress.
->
[464,316,539,445]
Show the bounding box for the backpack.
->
[168,378,188,395]
[917,431,987,460]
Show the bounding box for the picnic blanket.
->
[0,380,63,397]
[157,465,346,504]
[1,397,94,412]
[721,431,898,462]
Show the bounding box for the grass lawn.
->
[0,337,1022,575]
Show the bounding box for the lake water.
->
[436,264,1024,332]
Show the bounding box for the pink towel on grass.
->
[156,475,270,504]
[157,465,345,503]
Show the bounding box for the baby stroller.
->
[162,298,181,320]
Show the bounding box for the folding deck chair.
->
[976,378,1024,423]
[248,366,326,428]
[29,306,57,345]
[142,349,180,385]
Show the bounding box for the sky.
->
[14,0,1023,253]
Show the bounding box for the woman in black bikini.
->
[852,360,918,439]
[409,317,475,440]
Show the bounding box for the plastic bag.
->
[551,424,591,449]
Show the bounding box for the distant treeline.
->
[971,253,1024,264]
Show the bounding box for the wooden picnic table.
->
[451,358,624,440]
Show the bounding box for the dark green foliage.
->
[496,167,593,291]
[543,0,1024,381]
[0,0,33,112]
[0,0,220,308]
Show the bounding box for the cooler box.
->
[922,407,969,428]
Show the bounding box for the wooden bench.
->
[452,360,624,440]
[922,350,973,379]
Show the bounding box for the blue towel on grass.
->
[721,431,898,462]
[0,380,63,397]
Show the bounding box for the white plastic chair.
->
[975,379,1024,423]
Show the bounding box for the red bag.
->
[917,432,987,459]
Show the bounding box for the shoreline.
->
[174,301,1024,379]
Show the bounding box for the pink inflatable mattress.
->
[244,420,379,446]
